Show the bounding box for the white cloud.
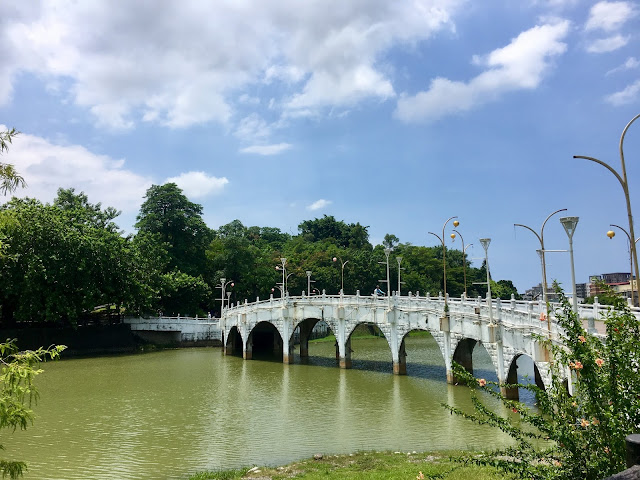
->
[0,0,464,129]
[605,80,640,106]
[307,199,332,211]
[1,127,152,214]
[235,114,273,143]
[606,57,640,75]
[239,143,292,155]
[164,171,229,199]
[586,34,629,53]
[395,21,569,123]
[585,1,635,32]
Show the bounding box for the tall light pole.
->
[479,238,494,325]
[515,208,567,306]
[574,113,640,306]
[429,216,459,310]
[378,248,392,298]
[216,277,234,315]
[332,256,349,293]
[396,256,403,295]
[275,257,288,296]
[559,216,580,316]
[453,229,471,298]
[306,270,312,295]
[607,224,640,304]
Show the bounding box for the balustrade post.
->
[528,301,534,326]
[496,298,502,322]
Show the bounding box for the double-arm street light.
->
[574,113,640,306]
[515,208,567,306]
[429,216,459,310]
[216,277,234,314]
[275,257,293,297]
[396,256,404,295]
[453,229,472,297]
[332,256,349,293]
[607,224,640,304]
[378,248,392,298]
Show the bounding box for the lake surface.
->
[7,334,534,479]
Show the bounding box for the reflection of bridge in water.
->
[222,292,640,400]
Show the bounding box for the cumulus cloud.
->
[395,21,569,123]
[586,34,629,53]
[164,171,229,199]
[0,0,463,130]
[239,143,292,155]
[307,199,332,211]
[1,127,152,213]
[585,1,635,32]
[605,80,640,106]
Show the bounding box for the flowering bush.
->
[444,285,640,480]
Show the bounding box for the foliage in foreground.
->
[445,286,640,480]
[187,451,511,480]
[0,340,65,478]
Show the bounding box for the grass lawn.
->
[187,451,512,480]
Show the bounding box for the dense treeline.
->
[0,183,519,327]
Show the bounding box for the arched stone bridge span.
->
[221,292,637,399]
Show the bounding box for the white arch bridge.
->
[222,292,638,399]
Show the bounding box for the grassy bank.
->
[188,451,512,480]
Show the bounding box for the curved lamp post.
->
[515,208,567,306]
[607,224,640,304]
[574,113,640,306]
[479,238,494,325]
[453,229,471,298]
[216,277,234,314]
[429,216,459,310]
[275,257,292,297]
[332,256,349,293]
[396,256,403,296]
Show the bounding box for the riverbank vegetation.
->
[187,451,511,480]
[0,183,519,328]
[446,289,640,480]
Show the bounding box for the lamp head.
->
[560,216,579,238]
[333,257,337,262]
[479,238,491,252]
[453,220,460,227]
[607,230,615,239]
[450,233,456,241]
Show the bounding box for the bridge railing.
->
[222,292,639,335]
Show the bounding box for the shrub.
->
[444,285,640,480]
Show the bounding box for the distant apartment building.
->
[587,272,636,300]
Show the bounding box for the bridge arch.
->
[292,317,336,363]
[397,329,447,377]
[505,353,546,401]
[451,338,499,385]
[224,326,243,357]
[246,321,284,360]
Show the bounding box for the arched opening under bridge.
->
[292,318,335,366]
[224,326,243,357]
[452,338,498,385]
[398,329,446,380]
[505,354,546,402]
[344,323,390,373]
[247,321,283,360]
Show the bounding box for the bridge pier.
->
[339,337,352,369]
[299,323,311,359]
[243,337,253,360]
[393,340,407,375]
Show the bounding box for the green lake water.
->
[6,335,533,479]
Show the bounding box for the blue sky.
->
[1,0,639,293]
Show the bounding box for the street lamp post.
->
[216,277,234,315]
[429,216,459,310]
[275,257,287,296]
[306,270,312,295]
[396,256,403,296]
[574,113,640,306]
[378,248,392,298]
[479,238,494,325]
[332,256,349,293]
[453,229,471,298]
[607,224,640,304]
[559,216,580,316]
[515,208,567,306]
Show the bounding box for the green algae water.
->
[6,335,529,479]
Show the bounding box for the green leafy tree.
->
[135,183,212,277]
[0,128,26,195]
[0,341,65,478]
[446,286,640,479]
